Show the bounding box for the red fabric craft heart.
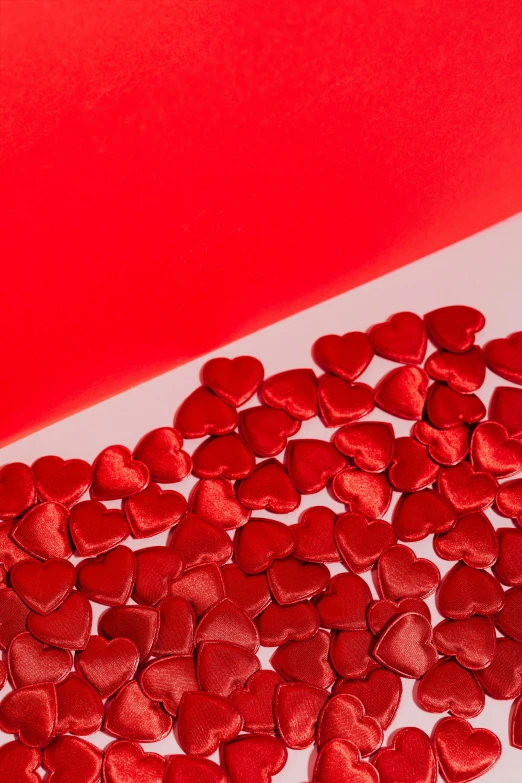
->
[424,305,485,353]
[329,629,378,680]
[417,658,485,718]
[125,482,187,538]
[0,463,36,519]
[0,521,37,570]
[229,670,283,735]
[512,695,522,749]
[471,420,522,478]
[373,726,437,783]
[197,641,260,697]
[438,564,504,620]
[427,383,486,429]
[271,629,336,689]
[221,734,287,783]
[69,500,129,557]
[221,564,272,618]
[335,512,396,573]
[274,681,329,749]
[0,740,41,783]
[239,406,301,458]
[11,502,72,561]
[99,605,159,664]
[367,597,431,636]
[393,488,457,541]
[369,311,427,364]
[103,740,165,783]
[55,673,103,736]
[425,347,486,393]
[170,513,232,569]
[32,455,92,507]
[234,518,296,574]
[317,374,375,427]
[11,558,75,614]
[494,586,522,642]
[313,738,379,783]
[190,477,251,528]
[43,737,103,783]
[387,437,440,492]
[413,421,470,466]
[192,433,256,480]
[316,694,383,756]
[438,462,498,513]
[168,563,224,617]
[0,682,57,748]
[313,331,374,381]
[256,600,320,647]
[374,366,429,420]
[8,632,72,688]
[77,545,136,607]
[286,438,347,493]
[237,460,300,514]
[476,638,522,699]
[433,616,497,670]
[140,655,198,716]
[267,556,329,605]
[174,386,238,439]
[484,331,522,384]
[195,598,260,653]
[202,356,264,406]
[76,635,139,699]
[28,591,92,651]
[496,477,522,523]
[133,427,192,483]
[0,589,30,650]
[152,595,195,656]
[496,528,522,586]
[490,386,522,438]
[260,368,318,420]
[373,612,438,678]
[434,716,501,783]
[291,506,340,563]
[434,511,499,569]
[177,691,243,757]
[334,420,395,472]
[378,544,440,601]
[335,668,402,730]
[315,572,372,630]
[165,756,228,783]
[133,547,183,606]
[91,445,150,500]
[332,468,392,518]
[105,680,172,741]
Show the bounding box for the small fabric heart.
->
[32,455,92,506]
[433,616,497,670]
[317,374,374,427]
[221,564,271,618]
[237,460,300,514]
[270,629,335,689]
[133,426,192,483]
[286,438,347,493]
[335,667,402,730]
[316,694,383,756]
[256,600,320,647]
[427,383,486,429]
[28,591,92,650]
[190,477,251,528]
[43,737,102,783]
[367,597,431,635]
[433,511,499,569]
[103,740,165,783]
[105,680,172,742]
[98,604,159,664]
[332,467,392,518]
[76,635,139,698]
[11,501,72,560]
[424,305,485,352]
[417,657,485,718]
[165,755,228,783]
[413,421,470,466]
[373,612,438,678]
[174,386,238,438]
[425,347,486,393]
[0,462,36,519]
[387,437,439,492]
[274,681,329,749]
[234,518,296,574]
[0,682,57,747]
[291,506,340,563]
[239,405,301,457]
[140,655,198,715]
[194,598,260,653]
[76,545,136,607]
[433,716,501,783]
[202,355,264,406]
[369,311,427,364]
[329,629,378,680]
[313,738,379,783]
[490,385,522,438]
[55,673,104,736]
[313,331,374,380]
[334,420,395,472]
[124,482,187,538]
[335,512,396,573]
[0,740,41,783]
[392,488,457,541]
[229,669,283,734]
[69,500,130,556]
[495,527,522,586]
[170,513,233,569]
[10,558,76,614]
[221,734,287,783]
[378,544,440,601]
[260,368,318,420]
[196,641,260,697]
[0,520,37,570]
[373,726,437,783]
[132,547,183,606]
[152,595,195,656]
[267,556,329,605]
[8,631,73,688]
[314,572,372,630]
[495,477,522,523]
[0,589,30,649]
[484,331,522,384]
[192,433,256,479]
[91,445,149,500]
[177,691,243,757]
[470,420,522,478]
[476,638,522,699]
[438,563,504,620]
[168,563,224,617]
[494,586,522,642]
[374,366,429,420]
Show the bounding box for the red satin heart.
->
[0,682,57,747]
[271,629,336,689]
[152,595,195,656]
[317,694,383,755]
[99,605,159,664]
[332,468,392,518]
[28,591,92,651]
[373,612,438,678]
[378,544,440,601]
[413,421,470,466]
[438,563,504,620]
[335,668,402,730]
[69,500,129,557]
[237,460,300,514]
[471,420,522,478]
[427,383,486,429]
[77,545,136,607]
[369,311,427,364]
[133,427,192,483]
[313,738,379,783]
[438,462,498,513]
[11,558,75,614]
[192,433,256,480]
[165,755,228,783]
[494,586,522,642]
[133,547,183,605]
[0,521,37,569]
[433,616,497,670]
[0,589,30,650]
[496,477,522,523]
[174,386,238,438]
[315,572,372,630]
[103,740,165,783]
[76,635,139,698]
[222,564,272,618]
[374,366,429,420]
[387,437,440,492]
[425,347,486,393]
[512,695,522,749]
[490,386,522,438]
[256,600,320,646]
[367,597,431,635]
[267,556,329,605]
[55,673,103,736]
[484,331,522,384]
[317,374,375,427]
[496,527,522,586]
[221,734,287,783]
[393,488,457,541]
[329,629,378,680]
[8,631,72,688]
[234,518,296,574]
[424,305,485,353]
[0,740,41,783]
[334,421,395,472]
[373,726,437,783]
[229,670,283,734]
[169,563,224,617]
[434,511,499,569]
[417,658,485,718]
[0,462,36,519]
[170,513,232,569]
[313,331,374,380]
[260,368,318,420]
[434,716,501,783]
[91,445,150,500]
[177,691,243,757]
[197,641,260,697]
[140,655,198,715]
[291,506,340,563]
[190,477,251,528]
[105,680,172,741]
[239,405,301,457]
[286,438,347,493]
[125,482,187,538]
[202,355,264,406]
[43,737,102,783]
[476,638,522,699]
[274,681,329,749]
[11,502,72,560]
[32,455,92,507]
[335,512,396,573]
[195,598,260,653]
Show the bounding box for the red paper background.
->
[1,1,521,447]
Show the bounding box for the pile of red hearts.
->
[1,305,522,783]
